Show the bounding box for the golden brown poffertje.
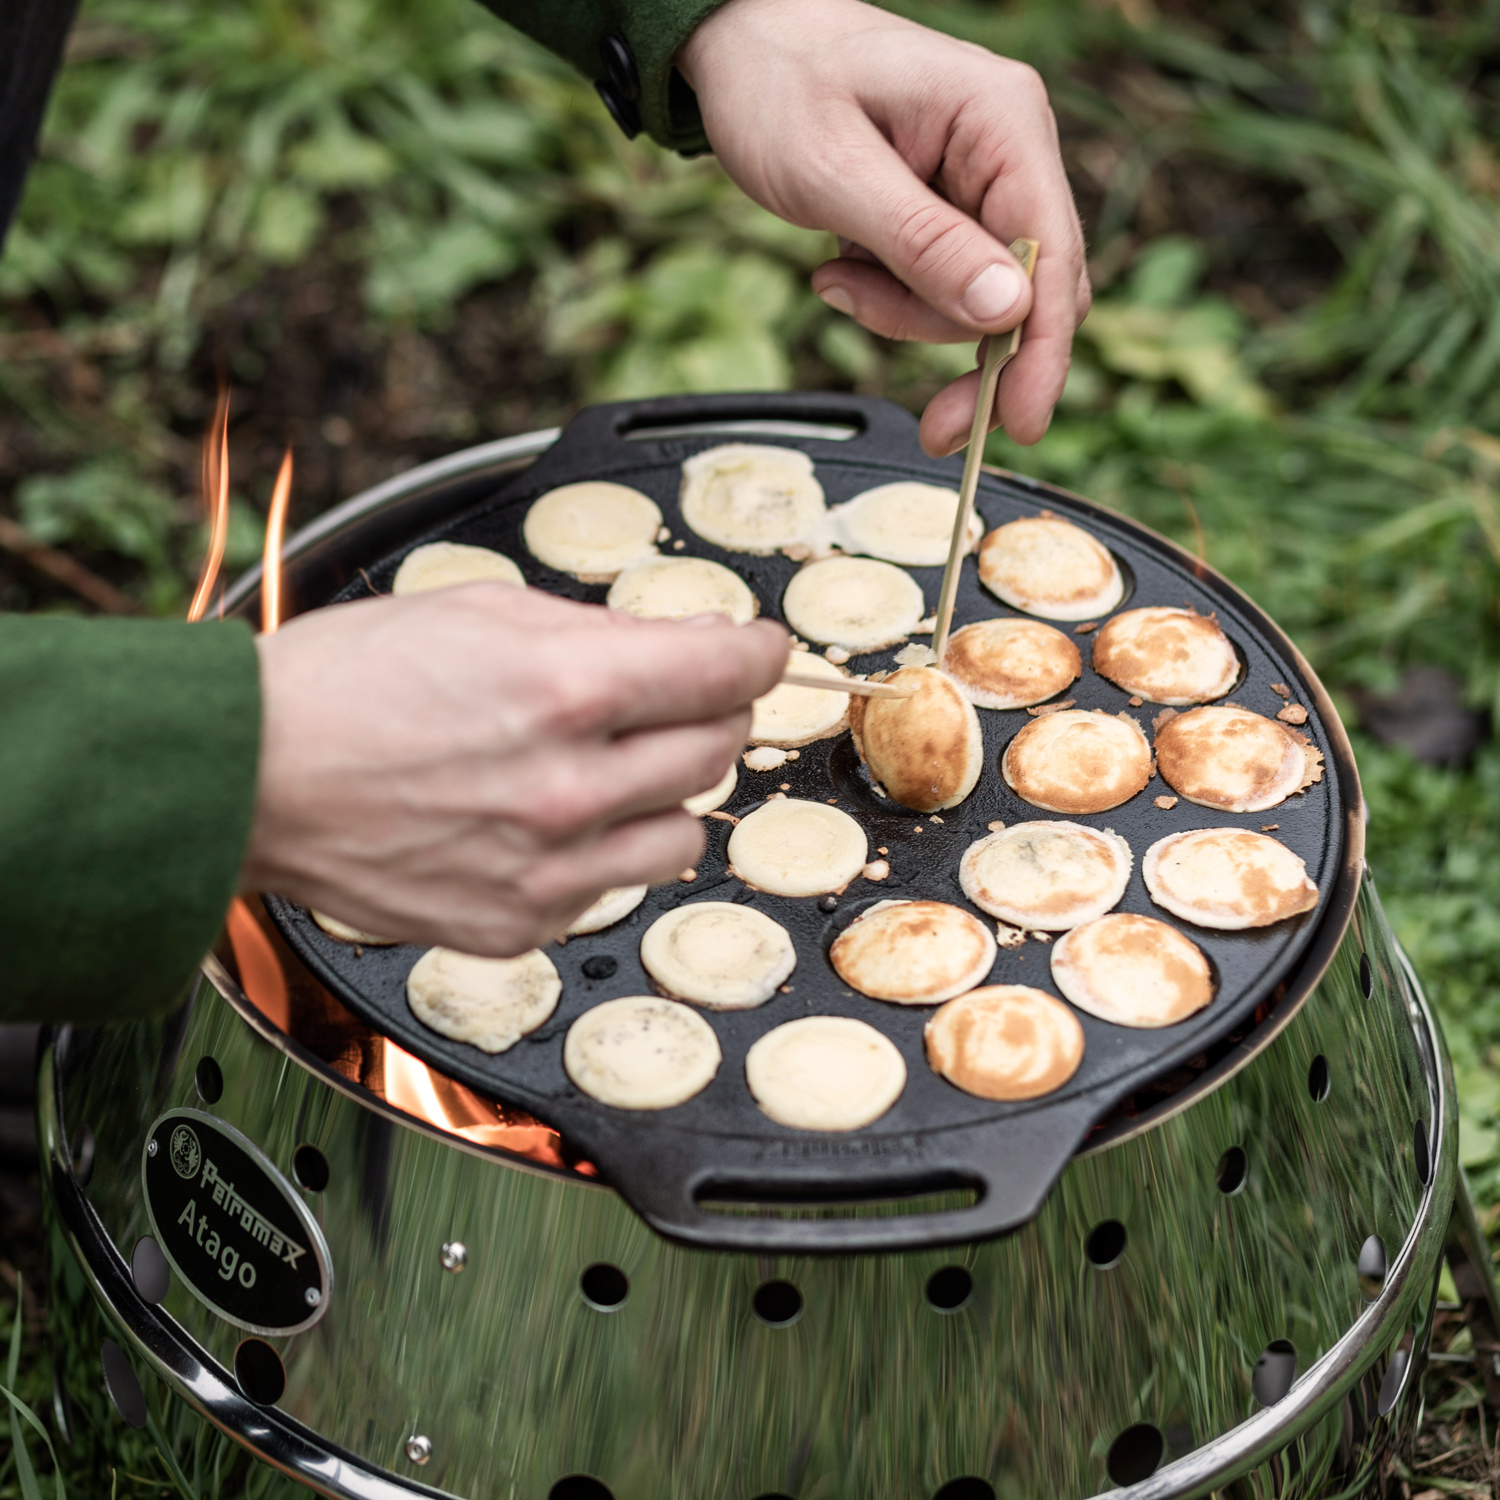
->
[1143,829,1319,930]
[1153,705,1323,813]
[1002,709,1153,814]
[925,985,1085,1101]
[1090,607,1238,705]
[1050,913,1215,1028]
[943,617,1081,710]
[849,665,983,813]
[830,899,997,1004]
[978,514,1124,621]
[959,822,1133,930]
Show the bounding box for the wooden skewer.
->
[781,668,916,699]
[930,237,1041,668]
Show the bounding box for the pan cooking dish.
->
[37,395,1497,1500]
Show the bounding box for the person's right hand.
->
[240,585,788,956]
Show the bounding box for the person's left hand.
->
[677,0,1089,458]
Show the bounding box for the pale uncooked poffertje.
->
[565,886,648,936]
[1050,913,1214,1029]
[849,666,982,813]
[727,797,868,898]
[683,761,738,817]
[1154,705,1323,813]
[829,899,997,1005]
[679,444,826,553]
[312,911,397,946]
[943,617,1081,710]
[1091,607,1238,705]
[564,996,722,1110]
[406,947,562,1054]
[978,514,1124,621]
[606,555,758,625]
[782,556,926,652]
[640,901,796,1010]
[523,481,661,578]
[726,804,870,894]
[750,652,849,746]
[959,822,1133,931]
[1143,828,1319,930]
[828,481,981,567]
[1002,710,1153,814]
[392,541,525,595]
[925,985,1085,1101]
[746,1015,906,1131]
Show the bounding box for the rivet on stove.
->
[405,1434,433,1465]
[304,1287,321,1307]
[146,1140,158,1158]
[441,1241,468,1273]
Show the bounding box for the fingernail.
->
[816,284,856,316]
[962,264,1026,326]
[681,612,732,628]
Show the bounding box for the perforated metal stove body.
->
[38,398,1499,1500]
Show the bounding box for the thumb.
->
[816,126,1033,335]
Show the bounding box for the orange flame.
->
[261,448,293,635]
[383,1039,594,1171]
[225,898,291,1032]
[188,387,232,624]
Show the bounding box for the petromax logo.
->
[170,1124,201,1180]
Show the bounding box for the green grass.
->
[2,0,1500,1489]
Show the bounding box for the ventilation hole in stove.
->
[1357,1235,1387,1300]
[753,1280,803,1326]
[194,1055,223,1105]
[100,1339,145,1430]
[1377,1348,1410,1416]
[926,1266,973,1312]
[549,1477,613,1500]
[293,1144,329,1193]
[579,1263,629,1311]
[1252,1339,1298,1406]
[70,1123,94,1188]
[234,1338,286,1406]
[130,1237,170,1304]
[1413,1119,1432,1186]
[932,1480,995,1500]
[1359,953,1373,999]
[1085,1220,1127,1269]
[1215,1146,1248,1196]
[1308,1055,1331,1102]
[1105,1424,1163,1487]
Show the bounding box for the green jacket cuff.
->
[479,0,724,155]
[0,616,262,1024]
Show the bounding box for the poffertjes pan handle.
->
[574,1100,1101,1254]
[513,391,939,496]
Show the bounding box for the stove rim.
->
[37,945,1453,1500]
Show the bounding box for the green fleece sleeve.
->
[480,0,724,154]
[0,616,261,1024]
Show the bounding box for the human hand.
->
[677,0,1088,456]
[242,585,787,956]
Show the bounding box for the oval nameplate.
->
[141,1108,332,1336]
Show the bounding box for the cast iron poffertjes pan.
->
[265,392,1351,1254]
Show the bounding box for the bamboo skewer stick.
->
[930,238,1041,668]
[780,668,916,699]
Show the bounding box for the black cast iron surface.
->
[264,392,1347,1251]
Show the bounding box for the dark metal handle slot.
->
[694,1174,979,1220]
[618,412,864,443]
